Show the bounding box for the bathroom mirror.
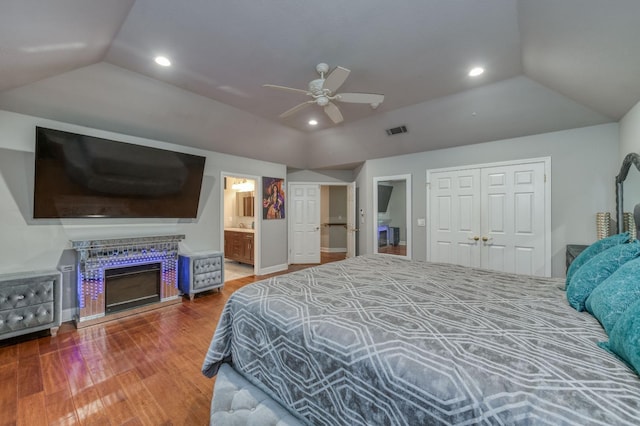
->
[373,174,411,259]
[616,153,640,236]
[237,191,255,217]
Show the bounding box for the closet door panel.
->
[428,158,548,276]
[481,162,545,276]
[486,244,506,272]
[428,169,481,268]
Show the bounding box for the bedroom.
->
[1,0,640,424]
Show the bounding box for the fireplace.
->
[71,235,185,326]
[105,263,161,314]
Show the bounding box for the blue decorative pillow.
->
[585,257,640,334]
[566,240,640,311]
[566,232,630,288]
[600,298,640,375]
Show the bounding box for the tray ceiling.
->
[1,0,638,168]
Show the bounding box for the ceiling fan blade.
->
[323,66,350,94]
[336,93,384,104]
[263,84,309,95]
[324,102,344,124]
[279,101,314,118]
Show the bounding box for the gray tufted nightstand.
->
[0,270,62,340]
[178,250,224,300]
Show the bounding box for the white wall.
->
[620,100,640,158]
[355,123,620,277]
[0,63,310,169]
[287,168,354,183]
[0,110,287,315]
[328,186,347,251]
[305,77,611,169]
[320,186,330,250]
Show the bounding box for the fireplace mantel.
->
[71,235,185,326]
[71,234,185,251]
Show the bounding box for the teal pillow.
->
[600,298,640,375]
[566,240,640,311]
[566,232,630,288]
[586,257,640,334]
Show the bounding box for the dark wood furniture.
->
[224,230,254,265]
[566,244,588,272]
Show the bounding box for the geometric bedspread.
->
[202,254,640,425]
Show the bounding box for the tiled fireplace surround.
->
[71,235,185,326]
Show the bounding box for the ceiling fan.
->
[263,63,384,124]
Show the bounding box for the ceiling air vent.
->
[385,125,407,136]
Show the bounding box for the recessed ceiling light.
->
[155,56,171,67]
[308,119,318,126]
[468,67,484,77]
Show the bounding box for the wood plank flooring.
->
[0,253,345,426]
[378,244,407,256]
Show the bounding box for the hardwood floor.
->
[0,253,345,426]
[378,244,407,256]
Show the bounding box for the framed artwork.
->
[262,177,285,219]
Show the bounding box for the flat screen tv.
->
[378,184,393,212]
[33,127,206,219]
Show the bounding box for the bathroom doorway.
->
[222,174,258,281]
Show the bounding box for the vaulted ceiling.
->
[1,0,639,169]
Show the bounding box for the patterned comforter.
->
[202,254,640,425]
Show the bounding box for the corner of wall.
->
[620,100,640,161]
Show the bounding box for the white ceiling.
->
[1,0,639,169]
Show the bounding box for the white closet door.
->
[428,158,549,276]
[481,162,546,276]
[428,169,481,267]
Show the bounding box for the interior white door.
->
[428,169,481,267]
[290,184,321,264]
[346,182,356,258]
[481,162,546,276]
[428,159,549,276]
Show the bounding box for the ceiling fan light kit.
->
[263,63,384,124]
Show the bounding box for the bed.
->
[202,254,640,425]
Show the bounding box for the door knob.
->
[482,236,493,242]
[468,236,480,241]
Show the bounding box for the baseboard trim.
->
[62,308,75,323]
[321,247,347,253]
[257,263,288,276]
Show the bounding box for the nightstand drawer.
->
[0,280,55,310]
[193,256,222,274]
[193,270,223,290]
[0,302,55,334]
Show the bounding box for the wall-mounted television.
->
[33,127,206,219]
[378,184,393,212]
